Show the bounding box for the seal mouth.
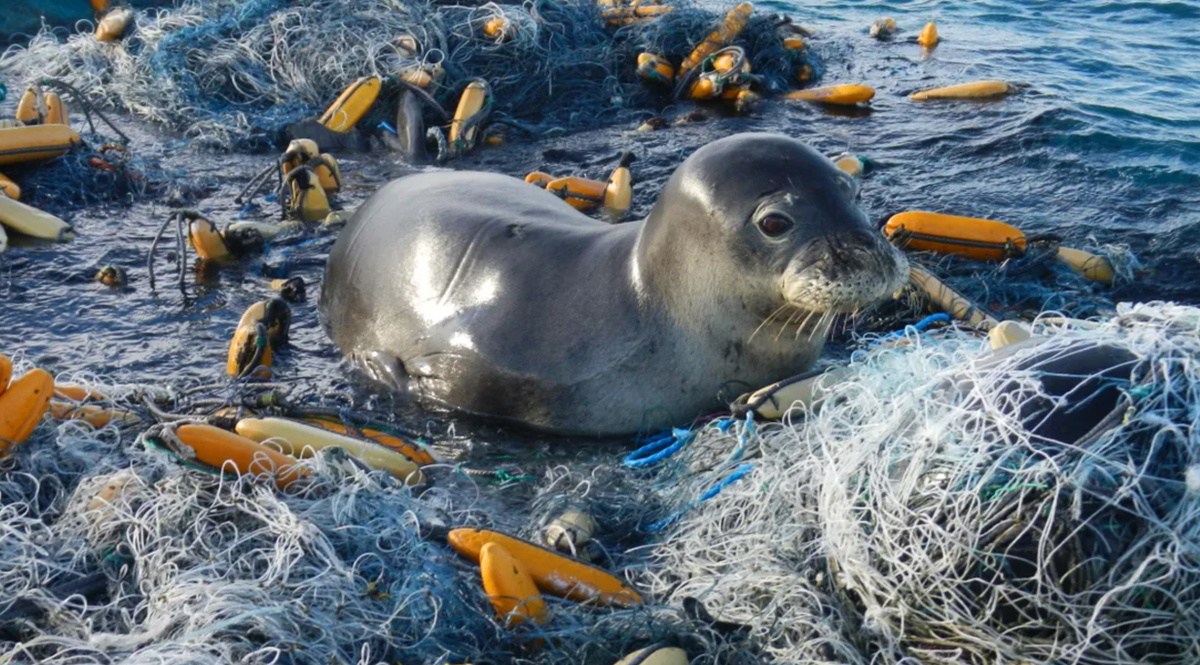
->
[781,232,910,315]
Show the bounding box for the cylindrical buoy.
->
[0,368,54,453]
[15,88,40,125]
[271,276,307,302]
[602,152,634,220]
[884,211,1027,261]
[235,417,425,484]
[546,176,607,210]
[226,221,285,240]
[172,424,308,490]
[1055,246,1115,284]
[188,215,232,261]
[784,84,875,105]
[284,166,331,223]
[448,528,643,607]
[918,22,939,48]
[44,93,69,126]
[448,80,490,149]
[0,195,75,242]
[480,542,548,628]
[226,298,290,379]
[909,80,1013,101]
[782,36,805,51]
[909,266,998,329]
[319,76,382,132]
[636,53,675,86]
[679,3,754,75]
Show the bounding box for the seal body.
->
[321,133,908,435]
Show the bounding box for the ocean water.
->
[0,0,1198,425]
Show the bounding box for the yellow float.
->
[227,299,290,379]
[918,22,939,48]
[0,194,75,242]
[480,542,548,628]
[0,368,54,453]
[0,124,82,166]
[784,84,875,105]
[679,3,753,75]
[319,76,381,132]
[884,211,1026,261]
[235,417,425,484]
[910,80,1013,101]
[172,424,308,490]
[448,528,643,607]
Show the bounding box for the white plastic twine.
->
[645,302,1200,665]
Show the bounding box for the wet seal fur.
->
[320,133,908,435]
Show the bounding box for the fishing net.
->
[644,301,1200,664]
[0,0,806,150]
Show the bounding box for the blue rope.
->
[623,428,695,468]
[876,312,951,343]
[644,463,755,533]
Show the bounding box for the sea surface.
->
[0,0,1197,445]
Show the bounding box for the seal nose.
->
[804,230,884,279]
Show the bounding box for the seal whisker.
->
[750,303,794,344]
[776,308,806,342]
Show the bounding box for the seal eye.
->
[757,214,794,238]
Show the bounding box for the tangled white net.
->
[645,302,1200,665]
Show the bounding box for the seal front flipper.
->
[355,350,411,391]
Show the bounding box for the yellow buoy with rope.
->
[319,76,382,132]
[0,194,75,242]
[227,299,290,379]
[636,53,675,86]
[884,211,1027,261]
[283,166,331,222]
[480,542,548,628]
[1055,246,1116,284]
[449,80,489,146]
[602,152,634,219]
[679,3,754,76]
[0,124,82,166]
[483,16,513,41]
[918,22,939,48]
[0,368,54,453]
[309,153,342,194]
[910,80,1013,100]
[784,84,875,105]
[96,7,134,42]
[235,417,425,484]
[187,214,233,261]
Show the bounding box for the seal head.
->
[321,133,907,434]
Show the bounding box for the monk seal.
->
[320,133,909,435]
